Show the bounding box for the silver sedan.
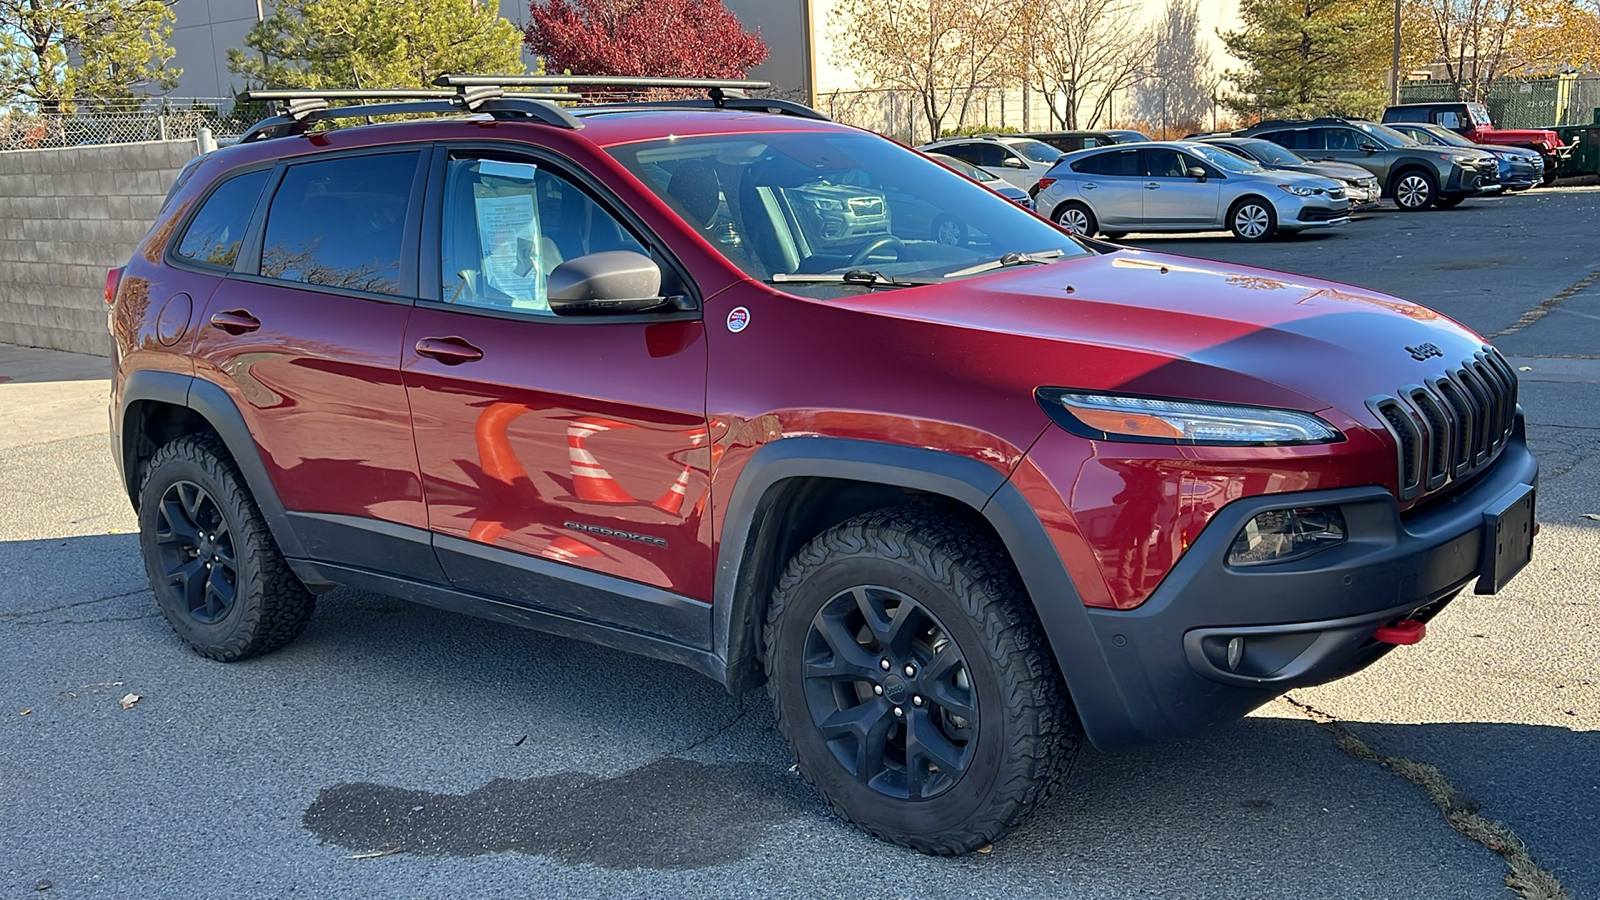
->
[1031,141,1351,242]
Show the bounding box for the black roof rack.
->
[235,74,829,143]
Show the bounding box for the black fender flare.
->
[711,437,1133,749]
[117,370,307,560]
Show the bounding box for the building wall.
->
[0,141,197,356]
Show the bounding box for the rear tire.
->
[1228,197,1277,241]
[1052,201,1097,237]
[764,507,1078,854]
[1392,169,1438,211]
[137,434,316,661]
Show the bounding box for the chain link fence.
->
[1399,75,1600,128]
[0,100,259,152]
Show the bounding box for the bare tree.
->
[1130,0,1214,134]
[830,0,1022,140]
[1019,0,1154,129]
[1416,0,1519,100]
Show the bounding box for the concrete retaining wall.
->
[0,140,198,356]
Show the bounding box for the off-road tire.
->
[137,434,316,661]
[764,506,1079,854]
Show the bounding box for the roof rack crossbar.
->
[236,95,584,143]
[434,74,771,91]
[579,96,832,122]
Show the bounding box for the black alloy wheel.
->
[154,480,239,624]
[802,584,977,801]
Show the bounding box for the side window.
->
[1325,128,1360,151]
[174,169,269,269]
[259,152,420,295]
[1258,130,1293,150]
[1141,148,1188,177]
[1387,107,1426,123]
[1072,149,1138,176]
[939,143,983,165]
[1437,110,1461,129]
[439,155,649,317]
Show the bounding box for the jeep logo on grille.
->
[1406,342,1444,361]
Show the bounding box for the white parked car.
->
[916,135,1063,191]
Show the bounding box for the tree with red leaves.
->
[525,0,767,78]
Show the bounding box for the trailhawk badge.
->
[726,307,750,333]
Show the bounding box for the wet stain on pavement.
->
[303,757,815,869]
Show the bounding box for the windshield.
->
[608,132,1088,296]
[928,152,998,183]
[1232,138,1305,166]
[1185,144,1262,174]
[1007,139,1063,163]
[1353,121,1419,148]
[1410,125,1474,148]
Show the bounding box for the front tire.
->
[1229,197,1277,241]
[764,507,1078,854]
[138,434,316,661]
[1392,169,1438,211]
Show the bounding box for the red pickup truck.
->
[1384,102,1570,183]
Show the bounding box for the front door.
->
[402,146,713,637]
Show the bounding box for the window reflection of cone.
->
[567,418,636,503]
[547,535,602,562]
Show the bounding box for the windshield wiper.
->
[767,269,934,289]
[943,249,1066,279]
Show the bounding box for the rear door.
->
[1071,148,1144,227]
[190,147,441,581]
[401,144,712,638]
[1139,147,1220,225]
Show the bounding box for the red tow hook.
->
[1373,619,1426,645]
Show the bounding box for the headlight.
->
[812,198,842,210]
[1277,184,1317,196]
[1036,390,1343,445]
[1228,506,1346,566]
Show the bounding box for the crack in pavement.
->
[1282,694,1569,900]
[1488,265,1600,338]
[1,588,149,620]
[12,611,162,627]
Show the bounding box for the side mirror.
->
[1191,166,1208,182]
[1002,156,1027,169]
[1358,142,1380,153]
[547,250,667,315]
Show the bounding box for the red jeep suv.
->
[108,78,1538,854]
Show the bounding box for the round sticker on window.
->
[726,307,751,333]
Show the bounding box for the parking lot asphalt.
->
[3,186,1597,899]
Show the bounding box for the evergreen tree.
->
[1220,0,1396,120]
[229,0,526,90]
[0,0,179,112]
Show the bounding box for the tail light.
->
[1031,177,1056,197]
[104,266,124,304]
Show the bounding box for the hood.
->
[1429,145,1497,164]
[1485,145,1542,161]
[1266,169,1346,192]
[843,248,1489,421]
[1479,127,1560,143]
[1279,161,1374,183]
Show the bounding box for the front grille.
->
[1297,207,1347,222]
[1327,186,1346,200]
[1368,346,1518,501]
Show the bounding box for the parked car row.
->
[909,109,1570,243]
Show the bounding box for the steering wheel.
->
[848,235,906,267]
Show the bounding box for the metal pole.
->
[1390,0,1402,106]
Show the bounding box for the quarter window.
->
[259,152,421,295]
[439,155,648,317]
[174,170,269,269]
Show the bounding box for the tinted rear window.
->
[259,152,420,295]
[174,170,269,269]
[1072,149,1138,176]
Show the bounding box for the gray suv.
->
[1240,117,1500,211]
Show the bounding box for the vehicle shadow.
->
[6,535,1593,897]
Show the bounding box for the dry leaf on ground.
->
[119,693,141,709]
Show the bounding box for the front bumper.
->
[1077,423,1537,748]
[1444,164,1502,196]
